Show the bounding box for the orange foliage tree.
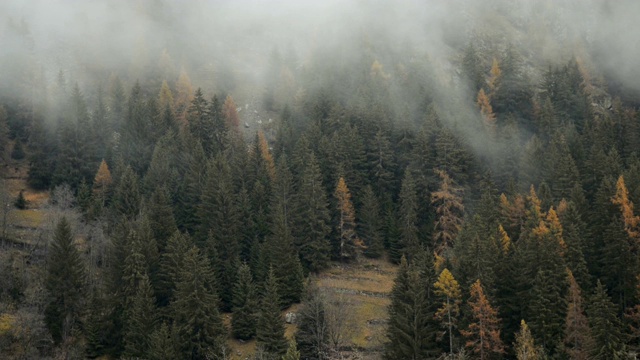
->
[462,280,505,359]
[334,177,361,260]
[223,95,240,133]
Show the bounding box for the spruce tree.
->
[148,322,179,360]
[359,185,384,258]
[399,168,420,258]
[171,246,227,359]
[588,281,626,359]
[123,273,158,358]
[384,257,437,360]
[257,267,289,359]
[293,153,331,272]
[44,217,86,344]
[232,263,258,340]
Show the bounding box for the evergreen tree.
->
[123,273,158,358]
[587,281,626,359]
[112,165,141,219]
[399,168,420,258]
[172,246,227,359]
[232,263,258,340]
[384,257,437,359]
[334,176,361,260]
[148,322,180,360]
[257,267,289,359]
[293,153,331,272]
[44,217,86,344]
[358,185,384,258]
[295,285,329,360]
[283,340,301,360]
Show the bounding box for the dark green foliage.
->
[147,186,178,252]
[359,185,384,258]
[256,268,289,359]
[171,246,227,359]
[232,263,258,340]
[384,257,437,360]
[44,217,85,344]
[148,322,180,360]
[293,153,331,272]
[399,169,420,258]
[588,281,627,359]
[13,189,26,209]
[112,165,141,219]
[10,139,24,160]
[123,273,158,358]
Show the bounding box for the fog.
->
[1,0,639,162]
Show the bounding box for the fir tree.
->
[399,168,420,258]
[148,322,179,360]
[334,177,361,260]
[123,273,158,358]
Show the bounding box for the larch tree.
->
[223,95,241,133]
[462,280,505,359]
[158,80,174,113]
[488,58,501,97]
[334,176,361,260]
[434,268,462,356]
[283,339,302,360]
[258,130,277,181]
[563,269,594,360]
[477,88,497,138]
[44,217,86,344]
[431,170,464,259]
[514,320,541,360]
[92,159,113,212]
[174,68,194,128]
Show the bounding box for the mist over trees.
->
[1,0,640,359]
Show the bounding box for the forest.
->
[1,0,640,359]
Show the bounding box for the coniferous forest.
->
[1,1,640,359]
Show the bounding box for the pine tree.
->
[588,281,626,359]
[232,263,258,340]
[44,217,86,344]
[334,177,361,260]
[434,268,462,355]
[257,267,289,359]
[359,185,384,258]
[172,246,227,359]
[462,280,505,359]
[563,269,594,360]
[514,320,541,360]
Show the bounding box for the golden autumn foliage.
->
[612,175,640,244]
[476,88,496,136]
[545,208,567,252]
[514,320,540,360]
[498,224,512,254]
[223,95,240,133]
[434,268,462,354]
[158,80,174,113]
[488,57,501,96]
[174,68,194,128]
[93,159,112,198]
[370,59,390,80]
[462,280,505,359]
[258,130,276,181]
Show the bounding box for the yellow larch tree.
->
[488,57,501,96]
[258,130,276,181]
[434,268,462,355]
[158,80,174,113]
[93,159,112,207]
[462,280,505,359]
[514,320,541,360]
[477,88,496,137]
[174,68,194,128]
[223,95,240,133]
